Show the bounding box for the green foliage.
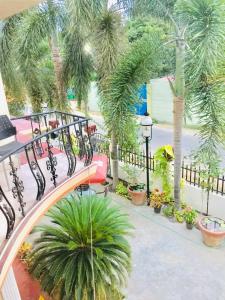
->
[94,10,124,94]
[150,189,167,208]
[174,209,184,223]
[122,164,144,186]
[101,32,162,146]
[162,204,174,218]
[7,98,25,117]
[193,151,221,193]
[184,207,197,225]
[63,26,93,111]
[128,0,176,20]
[153,145,174,198]
[116,182,129,198]
[30,195,132,299]
[177,0,225,164]
[126,17,175,75]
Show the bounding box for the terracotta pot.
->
[198,217,225,247]
[128,187,146,206]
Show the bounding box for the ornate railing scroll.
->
[45,133,58,187]
[0,186,15,239]
[0,111,93,239]
[25,143,46,200]
[61,126,76,177]
[9,156,25,217]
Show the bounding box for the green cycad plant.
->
[29,195,132,300]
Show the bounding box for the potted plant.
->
[150,189,166,213]
[184,207,197,229]
[162,204,175,221]
[116,181,129,198]
[122,164,146,205]
[153,145,174,198]
[198,217,225,247]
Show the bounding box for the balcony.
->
[0,111,100,286]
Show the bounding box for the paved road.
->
[89,113,200,157]
[151,126,200,157]
[75,110,225,164]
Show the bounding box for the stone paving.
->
[110,193,225,300]
[28,191,225,300]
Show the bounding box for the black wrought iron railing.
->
[117,148,225,196]
[91,133,225,197]
[0,111,93,239]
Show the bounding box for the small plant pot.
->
[186,222,194,230]
[128,187,146,206]
[154,206,162,214]
[198,217,225,247]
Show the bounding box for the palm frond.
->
[63,26,93,109]
[101,32,163,144]
[177,0,225,83]
[30,196,132,299]
[66,0,106,28]
[181,0,225,160]
[94,10,124,93]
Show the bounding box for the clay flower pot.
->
[128,187,146,206]
[198,217,225,247]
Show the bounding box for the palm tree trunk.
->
[111,131,119,190]
[173,36,185,209]
[49,33,68,112]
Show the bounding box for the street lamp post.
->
[140,115,153,206]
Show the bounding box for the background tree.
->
[120,0,225,208]
[101,33,162,189]
[0,1,69,112]
[30,196,132,299]
[93,9,125,189]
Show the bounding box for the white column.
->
[0,71,9,116]
[1,266,21,300]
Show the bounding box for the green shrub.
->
[116,182,129,198]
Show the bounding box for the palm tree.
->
[0,1,69,112]
[63,26,93,115]
[119,0,225,208]
[101,32,162,189]
[93,9,125,189]
[29,195,132,299]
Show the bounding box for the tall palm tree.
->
[29,195,132,300]
[101,32,162,189]
[0,1,69,112]
[63,26,93,115]
[93,9,125,189]
[119,0,225,208]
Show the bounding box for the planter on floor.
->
[198,217,225,247]
[128,187,146,206]
[186,222,194,230]
[154,206,162,214]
